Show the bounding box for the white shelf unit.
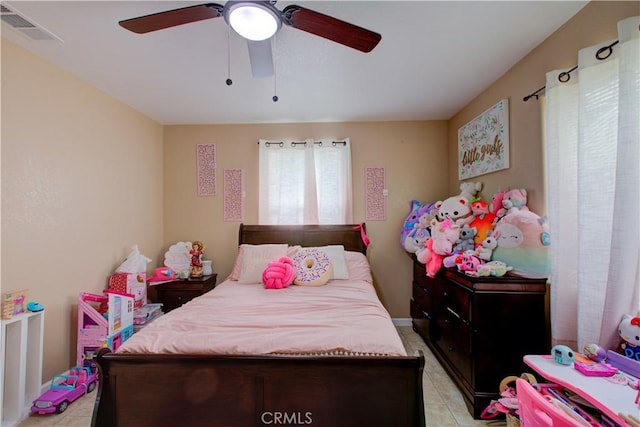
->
[1,310,45,427]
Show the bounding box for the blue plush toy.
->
[400,200,437,251]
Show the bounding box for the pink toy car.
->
[31,366,97,414]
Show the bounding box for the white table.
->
[524,354,640,426]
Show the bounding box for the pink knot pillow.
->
[262,257,295,289]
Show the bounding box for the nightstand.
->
[151,274,217,313]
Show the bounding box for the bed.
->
[92,224,425,427]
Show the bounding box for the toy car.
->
[31,366,98,414]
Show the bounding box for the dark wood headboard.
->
[238,224,367,254]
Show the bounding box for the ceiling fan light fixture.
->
[225,2,281,41]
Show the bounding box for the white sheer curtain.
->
[258,138,353,225]
[544,16,639,351]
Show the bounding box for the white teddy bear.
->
[435,181,483,226]
[459,181,483,201]
[435,196,474,226]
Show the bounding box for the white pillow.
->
[314,245,349,279]
[345,251,372,283]
[237,244,288,283]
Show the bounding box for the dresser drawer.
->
[411,300,439,342]
[152,274,217,313]
[157,290,202,312]
[443,282,471,322]
[412,261,431,288]
[412,281,434,314]
[436,310,472,384]
[413,262,444,293]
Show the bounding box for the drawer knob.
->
[448,346,455,352]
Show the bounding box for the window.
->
[258,138,353,225]
[543,16,639,351]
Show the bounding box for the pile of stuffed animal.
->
[401,182,550,279]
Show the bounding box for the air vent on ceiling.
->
[0,3,61,41]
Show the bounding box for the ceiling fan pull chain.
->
[226,24,232,86]
[272,37,279,102]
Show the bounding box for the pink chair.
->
[516,378,587,426]
[65,368,78,386]
[77,368,87,384]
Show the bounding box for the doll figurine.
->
[188,241,205,278]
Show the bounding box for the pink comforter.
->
[117,279,407,356]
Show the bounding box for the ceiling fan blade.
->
[282,5,381,53]
[247,40,274,78]
[119,3,224,34]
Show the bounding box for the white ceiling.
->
[1,1,587,125]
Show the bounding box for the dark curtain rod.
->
[523,39,620,102]
[260,140,347,147]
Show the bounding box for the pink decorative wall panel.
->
[197,143,217,196]
[223,168,243,222]
[365,166,386,221]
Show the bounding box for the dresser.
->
[410,258,549,418]
[151,274,217,313]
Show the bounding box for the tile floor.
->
[17,326,504,427]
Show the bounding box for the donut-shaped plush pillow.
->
[292,248,333,286]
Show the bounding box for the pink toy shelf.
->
[77,290,134,369]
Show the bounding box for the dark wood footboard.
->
[92,348,425,427]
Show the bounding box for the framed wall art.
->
[223,168,243,222]
[365,166,386,221]
[458,99,509,180]
[196,143,217,196]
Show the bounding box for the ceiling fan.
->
[119,1,382,79]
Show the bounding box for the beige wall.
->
[1,39,164,380]
[163,121,448,316]
[447,1,639,214]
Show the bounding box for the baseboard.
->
[392,318,412,327]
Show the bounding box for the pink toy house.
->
[77,290,134,369]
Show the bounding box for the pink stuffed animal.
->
[455,252,482,273]
[430,218,460,255]
[489,190,506,218]
[419,218,459,277]
[420,239,444,278]
[498,189,529,217]
[262,257,295,289]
